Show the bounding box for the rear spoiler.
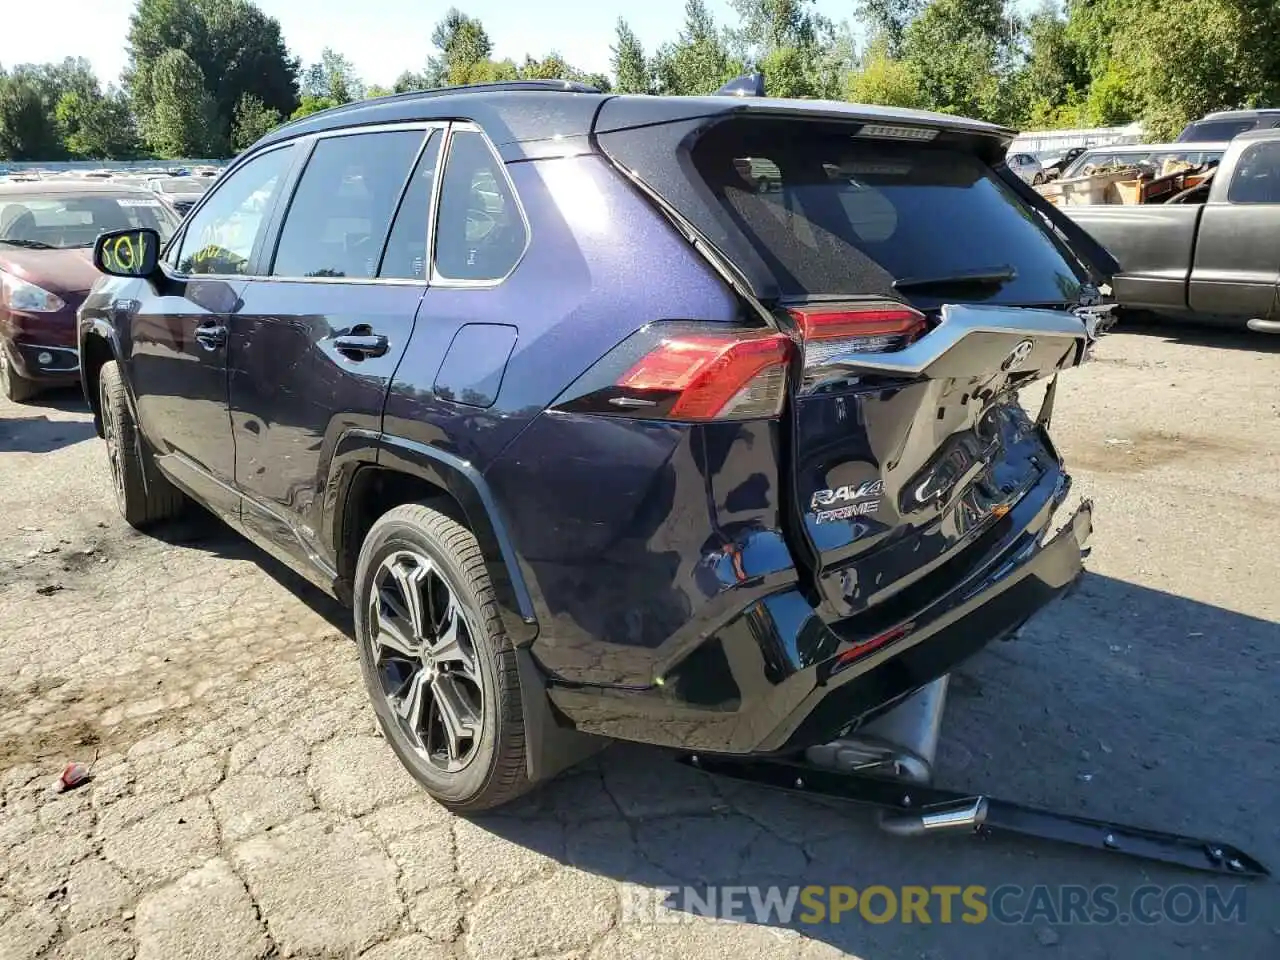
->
[994,165,1120,288]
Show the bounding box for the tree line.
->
[3,0,1280,161]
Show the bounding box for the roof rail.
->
[276,79,603,131]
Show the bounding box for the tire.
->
[353,502,532,812]
[98,360,185,528]
[0,351,39,403]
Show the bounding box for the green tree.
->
[612,19,651,94]
[857,0,925,57]
[289,94,340,121]
[431,8,495,86]
[126,0,299,155]
[845,40,926,108]
[652,0,744,95]
[56,88,140,158]
[0,73,63,160]
[231,93,282,151]
[365,85,393,99]
[1011,3,1089,128]
[147,48,217,157]
[303,48,364,104]
[1111,0,1280,139]
[900,0,1017,121]
[392,71,430,93]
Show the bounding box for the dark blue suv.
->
[78,80,1116,810]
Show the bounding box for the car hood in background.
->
[0,247,101,297]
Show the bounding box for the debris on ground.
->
[51,761,92,793]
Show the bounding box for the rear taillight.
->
[552,323,794,422]
[617,332,791,419]
[788,301,927,367]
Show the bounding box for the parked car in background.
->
[0,181,179,401]
[1176,108,1280,143]
[1039,147,1086,181]
[1006,151,1045,184]
[1059,142,1228,180]
[149,176,210,216]
[1064,128,1280,334]
[79,80,1112,812]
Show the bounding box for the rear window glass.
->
[1180,119,1256,142]
[0,194,177,250]
[691,123,1082,307]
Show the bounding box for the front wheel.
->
[98,360,185,528]
[353,503,533,812]
[0,351,39,403]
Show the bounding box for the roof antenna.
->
[716,72,766,98]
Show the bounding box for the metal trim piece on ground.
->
[681,754,1269,879]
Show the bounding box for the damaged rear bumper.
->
[546,474,1092,756]
[763,490,1092,754]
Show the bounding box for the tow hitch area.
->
[681,676,1269,879]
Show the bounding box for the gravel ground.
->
[0,323,1277,960]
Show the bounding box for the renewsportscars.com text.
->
[622,884,1249,926]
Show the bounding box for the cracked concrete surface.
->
[1,326,1278,959]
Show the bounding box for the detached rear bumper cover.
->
[764,491,1092,754]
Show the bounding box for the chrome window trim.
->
[266,122,444,284]
[163,141,298,281]
[429,121,532,289]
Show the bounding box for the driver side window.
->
[433,129,527,282]
[170,146,293,276]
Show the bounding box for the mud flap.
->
[516,647,609,783]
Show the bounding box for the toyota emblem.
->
[1002,338,1035,371]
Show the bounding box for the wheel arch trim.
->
[329,429,539,646]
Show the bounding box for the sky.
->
[0,0,865,90]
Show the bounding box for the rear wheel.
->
[354,503,533,812]
[0,351,39,403]
[99,360,185,528]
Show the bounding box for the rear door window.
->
[691,122,1082,307]
[271,129,425,279]
[379,131,443,280]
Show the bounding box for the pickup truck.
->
[1063,127,1280,334]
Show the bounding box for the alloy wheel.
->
[99,383,126,514]
[367,550,484,772]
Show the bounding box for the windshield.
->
[0,192,178,250]
[692,126,1083,308]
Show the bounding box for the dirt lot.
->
[1,323,1277,960]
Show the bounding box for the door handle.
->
[334,333,389,359]
[194,321,227,350]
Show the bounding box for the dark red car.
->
[0,180,179,402]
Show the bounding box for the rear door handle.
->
[195,321,227,350]
[334,333,389,359]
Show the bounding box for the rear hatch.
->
[596,108,1100,630]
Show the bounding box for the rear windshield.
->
[690,122,1083,307]
[1178,119,1257,142]
[0,193,178,249]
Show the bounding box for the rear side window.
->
[433,129,527,282]
[1228,141,1280,203]
[690,120,1082,306]
[271,129,425,279]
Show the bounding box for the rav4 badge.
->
[811,479,884,523]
